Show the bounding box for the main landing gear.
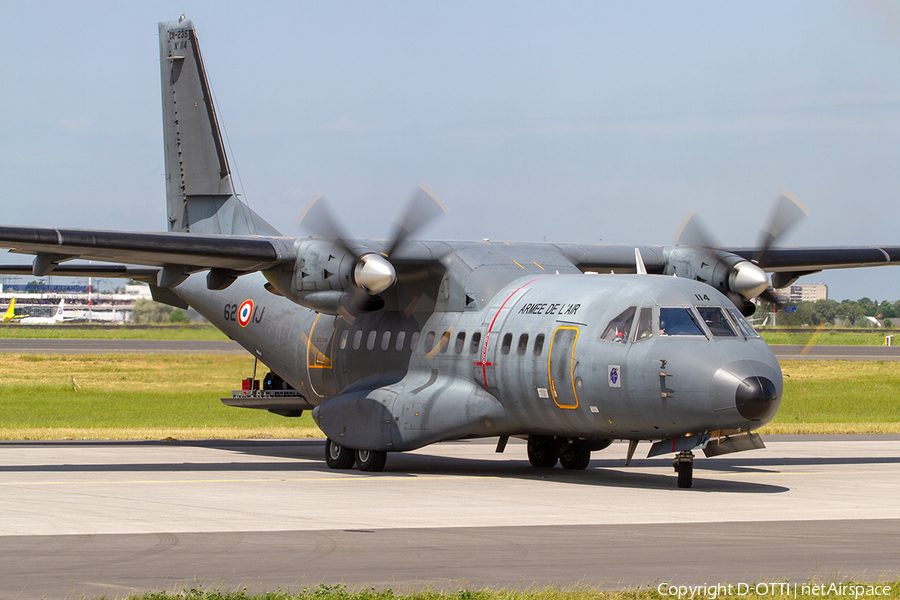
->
[526,436,594,470]
[325,438,387,472]
[673,450,694,488]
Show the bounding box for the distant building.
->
[775,282,828,304]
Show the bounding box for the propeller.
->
[297,184,447,315]
[673,191,809,310]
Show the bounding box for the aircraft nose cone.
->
[734,376,779,422]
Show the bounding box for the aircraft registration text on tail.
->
[2,15,899,487]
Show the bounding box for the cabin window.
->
[410,331,420,351]
[634,307,653,342]
[352,330,363,350]
[727,308,761,338]
[517,333,529,355]
[366,330,377,350]
[600,306,636,343]
[395,331,406,351]
[424,331,436,352]
[381,331,392,350]
[455,331,466,354]
[501,333,513,355]
[659,307,705,336]
[696,306,737,337]
[533,333,545,356]
[338,330,349,350]
[440,330,452,353]
[470,331,482,354]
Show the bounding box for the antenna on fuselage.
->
[635,248,647,275]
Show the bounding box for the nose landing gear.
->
[673,450,694,488]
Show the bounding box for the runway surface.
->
[2,338,899,360]
[2,436,899,599]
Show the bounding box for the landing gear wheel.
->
[325,438,356,470]
[673,451,694,488]
[355,449,387,472]
[559,444,591,470]
[527,436,559,468]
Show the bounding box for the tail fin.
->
[159,16,280,236]
[2,298,15,323]
[53,299,65,322]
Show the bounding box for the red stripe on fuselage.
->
[481,276,549,387]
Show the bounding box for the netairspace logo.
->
[656,583,893,600]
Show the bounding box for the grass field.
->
[112,580,900,600]
[1,353,898,439]
[758,330,894,346]
[0,353,318,440]
[0,324,229,340]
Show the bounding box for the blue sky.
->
[1,1,899,301]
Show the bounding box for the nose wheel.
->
[673,450,694,488]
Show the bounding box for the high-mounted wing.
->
[0,226,296,287]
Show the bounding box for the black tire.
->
[355,449,387,472]
[325,438,356,469]
[676,461,693,488]
[527,437,559,468]
[559,444,591,470]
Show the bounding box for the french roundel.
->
[238,299,254,327]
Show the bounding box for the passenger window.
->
[601,306,636,343]
[517,333,529,355]
[440,330,451,353]
[352,330,363,350]
[727,308,761,338]
[395,331,406,351]
[501,333,513,355]
[470,331,482,353]
[533,333,545,356]
[455,331,466,354]
[381,331,392,350]
[338,330,349,350]
[366,330,377,350]
[410,331,420,351]
[634,307,653,342]
[424,331,435,352]
[696,306,737,337]
[659,307,705,336]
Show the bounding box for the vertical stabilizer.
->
[159,17,280,236]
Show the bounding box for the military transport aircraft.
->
[1,16,898,487]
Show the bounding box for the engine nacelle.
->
[263,239,394,315]
[664,247,768,306]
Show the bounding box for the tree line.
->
[758,298,900,327]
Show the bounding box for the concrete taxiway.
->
[2,436,899,599]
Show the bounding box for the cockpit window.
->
[634,307,653,342]
[600,306,636,343]
[727,307,761,338]
[696,306,738,337]
[659,307,705,336]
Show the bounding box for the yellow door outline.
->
[547,325,579,409]
[307,313,334,369]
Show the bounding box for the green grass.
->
[759,330,895,346]
[0,353,319,440]
[114,580,900,600]
[0,324,228,340]
[759,360,900,434]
